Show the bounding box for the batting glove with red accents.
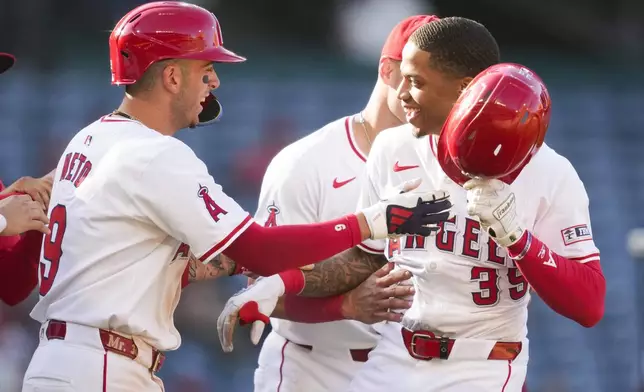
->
[217,275,284,353]
[360,178,453,239]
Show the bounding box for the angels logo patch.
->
[561,224,592,246]
[172,243,191,264]
[264,203,280,227]
[198,184,228,222]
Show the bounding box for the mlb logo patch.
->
[561,224,592,246]
[386,237,403,260]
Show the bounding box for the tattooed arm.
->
[245,246,386,296]
[262,246,410,323]
[243,246,385,318]
[298,246,388,297]
[187,253,238,282]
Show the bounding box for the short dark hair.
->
[125,59,177,96]
[409,17,500,78]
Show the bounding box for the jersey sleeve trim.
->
[99,114,141,124]
[568,252,600,264]
[345,116,367,162]
[198,214,254,263]
[357,243,384,255]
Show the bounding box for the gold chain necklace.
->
[111,110,142,123]
[358,111,372,146]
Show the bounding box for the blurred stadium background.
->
[1,0,643,391]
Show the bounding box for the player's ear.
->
[379,58,402,90]
[162,62,182,94]
[458,77,473,95]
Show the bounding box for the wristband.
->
[507,231,532,261]
[278,269,305,295]
[283,294,345,323]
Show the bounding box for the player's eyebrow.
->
[400,64,418,79]
[403,72,421,80]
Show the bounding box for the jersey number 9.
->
[39,204,67,296]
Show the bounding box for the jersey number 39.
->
[39,204,67,296]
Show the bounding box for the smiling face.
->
[397,42,469,138]
[171,60,220,129]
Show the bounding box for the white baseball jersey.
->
[31,114,253,351]
[254,115,380,349]
[358,124,600,341]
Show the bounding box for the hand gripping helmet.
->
[437,63,551,186]
[109,1,246,125]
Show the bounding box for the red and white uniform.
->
[24,114,252,392]
[352,124,599,392]
[253,116,379,392]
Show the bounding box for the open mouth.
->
[404,106,420,122]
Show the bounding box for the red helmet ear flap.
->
[196,93,222,127]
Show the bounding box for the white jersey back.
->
[358,124,600,341]
[31,114,253,351]
[254,116,380,349]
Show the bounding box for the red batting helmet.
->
[109,1,246,125]
[0,53,15,74]
[437,63,551,186]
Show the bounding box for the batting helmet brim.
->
[0,53,15,74]
[180,46,246,63]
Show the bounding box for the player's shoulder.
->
[519,143,587,199]
[82,114,149,136]
[86,115,201,169]
[527,143,579,180]
[269,116,349,171]
[374,123,416,150]
[369,123,416,161]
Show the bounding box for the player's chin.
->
[412,118,441,138]
[188,106,203,129]
[409,118,428,138]
[412,127,427,138]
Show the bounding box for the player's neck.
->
[116,97,177,136]
[356,90,405,156]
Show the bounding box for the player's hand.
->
[217,274,285,353]
[2,172,54,210]
[341,262,414,324]
[0,194,50,236]
[465,178,523,247]
[244,270,260,285]
[360,178,453,239]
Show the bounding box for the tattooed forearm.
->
[299,246,387,297]
[188,253,238,282]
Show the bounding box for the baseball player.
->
[236,15,439,392]
[218,17,605,392]
[21,3,447,391]
[0,52,53,306]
